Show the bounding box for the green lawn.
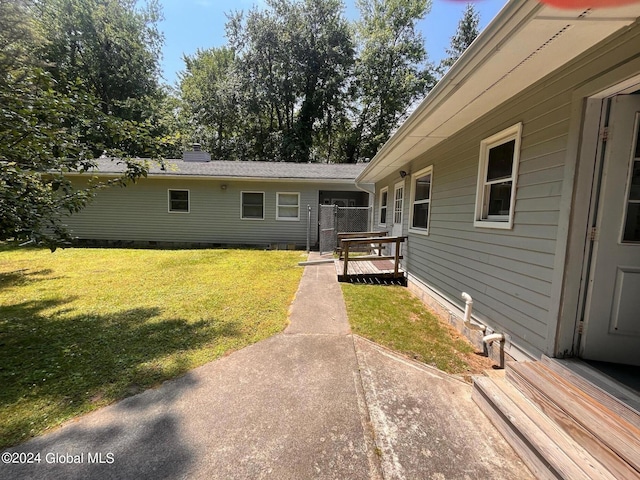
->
[341,283,484,376]
[0,246,304,448]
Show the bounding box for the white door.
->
[580,95,640,366]
[391,181,404,254]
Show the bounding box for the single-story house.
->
[356,1,640,474]
[64,156,370,250]
[357,0,640,367]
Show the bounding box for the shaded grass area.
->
[341,283,481,375]
[0,246,305,448]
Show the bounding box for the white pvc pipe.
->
[461,292,486,332]
[483,333,505,345]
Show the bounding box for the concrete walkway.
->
[0,255,532,480]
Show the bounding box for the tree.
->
[280,0,354,162]
[0,0,166,249]
[224,0,354,162]
[437,3,479,76]
[179,47,240,159]
[36,0,164,121]
[344,0,434,163]
[176,0,436,164]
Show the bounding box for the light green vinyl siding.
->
[374,21,640,357]
[65,178,362,247]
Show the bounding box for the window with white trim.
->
[474,123,522,229]
[276,192,300,221]
[409,166,433,234]
[168,189,189,213]
[241,192,264,220]
[379,187,388,226]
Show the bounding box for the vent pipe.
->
[461,292,486,332]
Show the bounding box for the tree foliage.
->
[180,47,240,159]
[0,0,169,249]
[224,0,355,162]
[178,0,434,163]
[437,3,480,77]
[347,0,433,162]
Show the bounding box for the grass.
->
[0,245,304,448]
[341,283,487,375]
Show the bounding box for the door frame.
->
[552,67,640,359]
[578,95,640,363]
[392,180,405,237]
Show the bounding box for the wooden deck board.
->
[335,259,407,285]
[507,362,640,478]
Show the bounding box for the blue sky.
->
[158,0,508,86]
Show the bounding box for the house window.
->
[379,187,388,226]
[242,192,264,220]
[474,123,522,229]
[168,189,189,213]
[277,192,300,221]
[409,166,433,234]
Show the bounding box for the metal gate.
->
[319,205,371,254]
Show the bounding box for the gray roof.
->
[86,158,367,181]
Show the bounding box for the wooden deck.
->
[473,356,640,479]
[335,234,407,285]
[335,257,407,285]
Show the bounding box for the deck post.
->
[336,235,407,284]
[393,238,400,278]
[343,242,350,277]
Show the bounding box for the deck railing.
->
[336,231,387,260]
[340,235,407,279]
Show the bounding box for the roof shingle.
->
[89,158,366,181]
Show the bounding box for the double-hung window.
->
[379,187,388,226]
[276,192,300,221]
[474,123,522,229]
[409,166,433,234]
[168,189,189,213]
[241,192,264,220]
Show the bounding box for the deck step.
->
[473,376,617,480]
[540,356,640,416]
[506,361,640,479]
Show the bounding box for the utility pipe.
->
[482,333,505,345]
[306,205,311,253]
[461,292,486,332]
[483,332,506,370]
[461,292,505,368]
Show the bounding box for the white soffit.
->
[358,1,640,183]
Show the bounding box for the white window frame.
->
[168,189,190,213]
[409,166,433,236]
[276,192,300,221]
[393,181,404,227]
[241,191,265,220]
[474,123,523,230]
[378,187,388,226]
